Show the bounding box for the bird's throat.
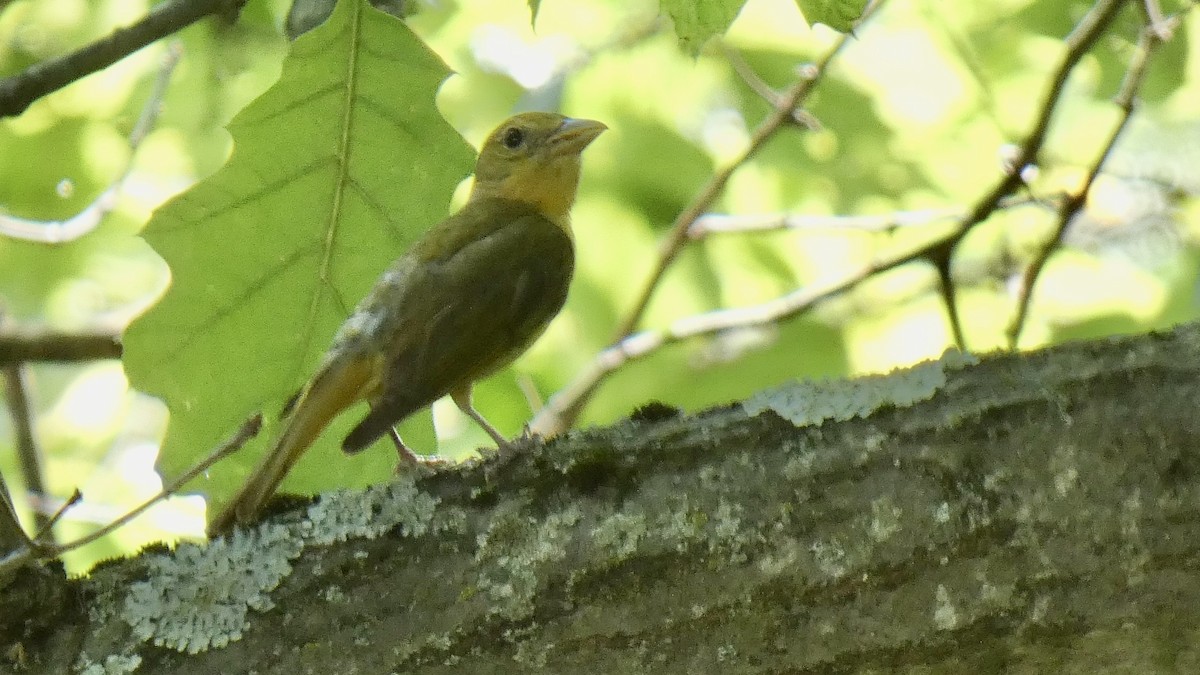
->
[470,160,581,234]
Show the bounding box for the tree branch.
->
[8,322,1200,672]
[0,41,180,243]
[0,414,261,587]
[0,471,31,558]
[687,195,1049,238]
[0,0,241,117]
[532,2,887,436]
[0,329,121,365]
[928,0,1131,349]
[1006,13,1176,347]
[2,366,49,535]
[534,185,1052,437]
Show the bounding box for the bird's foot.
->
[393,452,453,474]
[479,424,542,461]
[389,427,452,473]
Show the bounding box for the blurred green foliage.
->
[0,0,1197,572]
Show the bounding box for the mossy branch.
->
[6,322,1200,673]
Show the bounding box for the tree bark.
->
[5,323,1200,674]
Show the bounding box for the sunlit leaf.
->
[123,0,473,503]
[660,0,746,55]
[795,0,870,32]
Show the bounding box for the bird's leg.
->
[451,387,510,449]
[388,425,450,471]
[387,426,420,464]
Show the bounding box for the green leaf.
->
[123,0,473,502]
[794,0,869,32]
[660,0,746,55]
[529,0,542,27]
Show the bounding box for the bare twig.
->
[0,413,260,580]
[0,329,122,364]
[928,0,1131,350]
[542,230,963,418]
[1140,0,1174,39]
[542,192,1053,414]
[0,188,123,244]
[531,1,888,436]
[2,366,50,534]
[723,47,821,130]
[0,471,31,554]
[34,413,262,555]
[0,42,181,243]
[614,52,848,340]
[688,195,1052,239]
[1006,14,1178,347]
[0,0,238,117]
[31,490,81,543]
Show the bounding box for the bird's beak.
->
[550,117,607,155]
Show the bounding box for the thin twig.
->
[1140,0,1174,39]
[0,329,122,365]
[0,416,258,579]
[688,195,1052,239]
[35,413,262,556]
[0,0,237,117]
[613,42,857,340]
[1006,14,1176,347]
[0,471,32,554]
[723,47,821,130]
[0,42,181,243]
[539,190,1051,426]
[2,366,50,534]
[531,1,888,436]
[928,0,1132,350]
[541,229,964,417]
[31,490,81,543]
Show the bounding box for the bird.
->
[208,112,606,535]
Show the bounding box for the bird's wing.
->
[340,199,574,452]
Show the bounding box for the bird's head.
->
[469,112,607,228]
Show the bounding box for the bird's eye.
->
[502,127,525,149]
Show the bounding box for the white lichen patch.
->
[1050,445,1079,498]
[869,497,902,542]
[655,497,707,553]
[933,584,959,630]
[76,653,142,675]
[934,501,951,523]
[122,525,302,654]
[107,475,442,658]
[1120,490,1149,586]
[743,350,978,426]
[756,536,803,578]
[321,584,348,603]
[977,576,1014,608]
[810,538,849,580]
[304,475,439,545]
[782,451,817,480]
[709,499,748,562]
[474,506,582,620]
[591,509,648,562]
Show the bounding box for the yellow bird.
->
[209,112,606,535]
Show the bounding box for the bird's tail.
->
[207,353,380,536]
